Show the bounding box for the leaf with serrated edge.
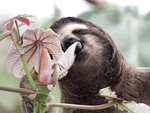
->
[118,101,150,113]
[99,86,117,99]
[99,87,150,113]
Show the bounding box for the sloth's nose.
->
[63,35,80,50]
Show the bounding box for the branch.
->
[0,85,37,95]
[47,101,117,110]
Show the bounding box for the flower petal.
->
[23,29,37,42]
[4,44,20,72]
[16,16,30,26]
[41,29,63,62]
[4,41,38,78]
[45,39,64,62]
[0,31,12,41]
[33,28,45,40]
[0,14,35,31]
[50,64,59,85]
[19,21,35,27]
[5,21,14,31]
[23,28,46,42]
[20,14,36,18]
[58,42,81,79]
[38,47,52,84]
[40,29,59,41]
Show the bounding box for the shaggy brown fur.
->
[20,70,57,113]
[20,17,150,113]
[50,17,150,113]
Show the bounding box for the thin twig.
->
[15,20,21,43]
[47,101,117,110]
[0,85,37,95]
[119,103,134,113]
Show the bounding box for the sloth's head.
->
[50,17,123,90]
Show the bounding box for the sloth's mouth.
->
[62,42,89,62]
[75,42,83,54]
[61,41,83,55]
[61,35,89,62]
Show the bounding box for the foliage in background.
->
[79,5,150,67]
[0,39,22,113]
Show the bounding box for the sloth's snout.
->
[62,35,89,62]
[63,35,80,50]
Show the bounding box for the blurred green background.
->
[0,0,150,113]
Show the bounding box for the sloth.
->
[20,17,150,113]
[50,17,150,113]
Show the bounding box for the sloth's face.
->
[50,17,114,73]
[50,17,114,89]
[59,24,89,62]
[55,23,105,65]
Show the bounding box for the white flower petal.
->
[58,42,81,79]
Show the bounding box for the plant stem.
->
[36,99,41,113]
[10,34,24,55]
[15,20,21,43]
[21,55,36,91]
[47,101,117,110]
[34,83,50,113]
[33,99,37,113]
[0,85,37,95]
[119,103,134,113]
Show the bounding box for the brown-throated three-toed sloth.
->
[20,17,150,113]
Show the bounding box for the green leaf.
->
[98,86,117,99]
[99,87,150,113]
[120,101,150,113]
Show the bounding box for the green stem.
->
[10,34,24,55]
[47,101,117,110]
[33,99,37,113]
[0,85,37,95]
[34,83,50,113]
[21,55,36,91]
[36,99,41,113]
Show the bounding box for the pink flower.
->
[5,27,81,86]
[1,14,81,89]
[0,14,35,42]
[38,47,52,84]
[38,41,81,87]
[0,14,35,31]
[5,27,63,78]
